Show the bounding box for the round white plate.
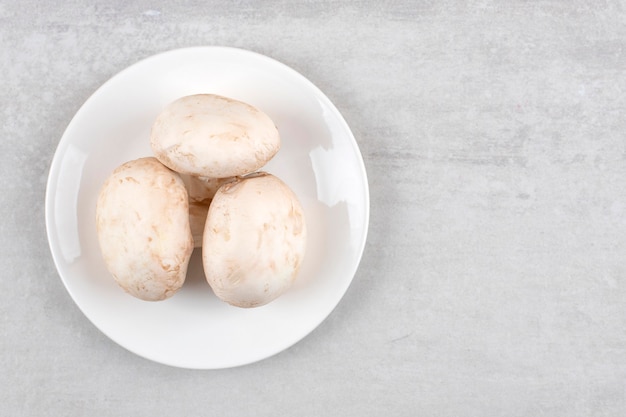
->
[45,46,369,369]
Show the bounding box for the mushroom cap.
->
[202,172,307,308]
[150,94,280,178]
[96,157,194,301]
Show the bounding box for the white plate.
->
[45,46,369,369]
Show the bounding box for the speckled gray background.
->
[2,1,626,416]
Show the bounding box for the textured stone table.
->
[2,1,626,416]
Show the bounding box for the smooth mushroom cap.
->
[96,157,194,301]
[202,172,307,308]
[150,94,280,178]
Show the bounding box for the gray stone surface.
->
[2,0,626,415]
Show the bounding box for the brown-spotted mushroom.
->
[202,172,307,308]
[95,157,194,301]
[150,94,280,178]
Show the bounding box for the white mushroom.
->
[180,174,235,248]
[189,201,210,250]
[202,172,307,308]
[95,157,194,301]
[150,94,280,178]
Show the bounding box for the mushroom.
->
[150,94,280,178]
[202,172,307,308]
[95,157,194,301]
[180,174,235,248]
